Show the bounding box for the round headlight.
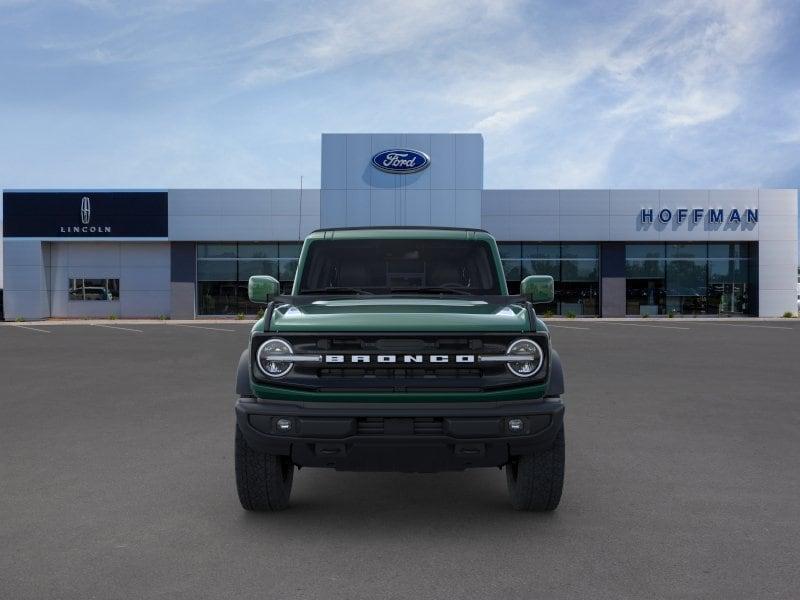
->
[506,338,544,378]
[256,338,294,378]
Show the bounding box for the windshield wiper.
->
[389,286,472,296]
[300,287,375,295]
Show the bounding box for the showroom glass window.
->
[196,243,301,315]
[68,278,120,301]
[498,243,599,316]
[625,243,752,316]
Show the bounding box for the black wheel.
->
[506,425,564,511]
[235,425,294,511]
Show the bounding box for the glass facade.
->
[625,243,754,316]
[193,240,758,317]
[196,242,301,315]
[499,243,599,316]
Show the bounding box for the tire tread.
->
[506,425,565,511]
[235,425,293,511]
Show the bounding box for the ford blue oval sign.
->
[372,149,430,174]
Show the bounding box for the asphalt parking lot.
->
[1,319,799,599]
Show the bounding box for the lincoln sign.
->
[2,191,168,238]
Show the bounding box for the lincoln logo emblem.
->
[60,196,111,233]
[81,196,91,225]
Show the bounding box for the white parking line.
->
[547,324,591,330]
[172,324,237,332]
[690,323,795,330]
[91,324,144,333]
[596,322,691,330]
[11,325,52,334]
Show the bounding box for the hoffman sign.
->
[640,207,758,225]
[2,191,168,238]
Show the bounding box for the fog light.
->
[507,418,524,433]
[276,418,293,432]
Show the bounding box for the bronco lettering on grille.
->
[324,354,476,364]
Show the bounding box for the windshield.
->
[298,238,502,295]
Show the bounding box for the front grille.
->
[291,336,506,355]
[252,332,549,392]
[292,334,510,387]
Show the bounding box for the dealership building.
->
[1,133,797,320]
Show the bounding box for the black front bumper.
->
[235,397,565,472]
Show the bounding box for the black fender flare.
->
[546,349,565,397]
[236,301,276,397]
[235,348,253,397]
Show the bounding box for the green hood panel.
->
[268,297,530,333]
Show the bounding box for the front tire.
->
[235,425,294,511]
[506,425,564,511]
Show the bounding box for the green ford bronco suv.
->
[234,227,565,511]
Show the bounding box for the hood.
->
[268,297,530,333]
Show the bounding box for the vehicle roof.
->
[307,226,495,241]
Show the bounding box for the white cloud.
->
[0,0,795,189]
[456,0,785,186]
[472,106,538,133]
[69,0,217,17]
[238,0,517,87]
[601,0,778,129]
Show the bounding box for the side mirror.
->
[248,275,281,304]
[520,275,554,304]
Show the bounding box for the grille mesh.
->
[319,367,484,379]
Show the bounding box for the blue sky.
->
[0,0,799,193]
